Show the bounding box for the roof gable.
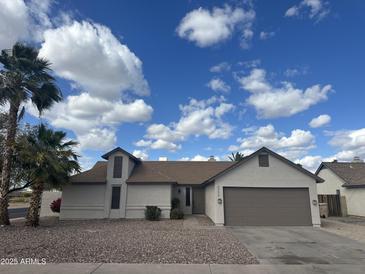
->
[316,162,365,188]
[204,147,324,184]
[101,147,140,162]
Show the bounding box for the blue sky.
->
[1,0,365,171]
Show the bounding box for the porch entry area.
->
[172,186,205,215]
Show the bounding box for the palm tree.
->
[229,152,245,162]
[0,43,62,225]
[19,124,80,227]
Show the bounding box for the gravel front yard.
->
[0,216,258,264]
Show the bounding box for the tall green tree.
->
[0,43,62,225]
[0,124,36,195]
[19,124,80,227]
[228,152,245,162]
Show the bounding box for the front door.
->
[192,187,205,214]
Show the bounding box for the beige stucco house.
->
[60,147,322,227]
[316,161,365,217]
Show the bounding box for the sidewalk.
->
[1,263,365,274]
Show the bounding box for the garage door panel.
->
[224,187,312,226]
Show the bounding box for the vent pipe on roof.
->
[352,156,363,163]
[208,156,216,162]
[159,157,168,161]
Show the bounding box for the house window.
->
[111,186,121,209]
[185,187,191,206]
[259,154,269,167]
[113,156,123,178]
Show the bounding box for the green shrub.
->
[145,206,161,221]
[171,198,180,209]
[170,208,184,219]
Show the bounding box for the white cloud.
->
[176,5,255,48]
[238,59,261,69]
[134,139,152,147]
[231,124,315,159]
[27,0,53,41]
[259,31,275,40]
[132,150,148,160]
[27,92,153,151]
[285,6,299,17]
[327,129,365,160]
[150,140,181,151]
[19,18,153,152]
[215,103,235,118]
[191,155,209,161]
[210,62,231,73]
[39,20,150,99]
[237,68,332,118]
[296,155,322,171]
[0,0,29,49]
[136,96,234,152]
[0,0,55,50]
[207,78,231,93]
[77,128,116,151]
[309,114,331,128]
[296,128,365,169]
[285,0,330,21]
[328,129,365,151]
[240,29,254,49]
[284,67,309,77]
[180,155,220,161]
[0,1,153,154]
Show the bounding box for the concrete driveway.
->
[230,226,365,265]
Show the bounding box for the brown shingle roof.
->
[70,161,107,184]
[317,162,365,188]
[126,161,235,185]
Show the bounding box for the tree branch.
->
[4,179,35,197]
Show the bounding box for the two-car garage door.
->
[223,187,312,226]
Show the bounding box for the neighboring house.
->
[60,146,322,227]
[316,160,365,217]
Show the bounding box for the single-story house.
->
[316,160,365,217]
[60,146,322,226]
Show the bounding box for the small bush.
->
[50,198,62,213]
[145,206,161,221]
[171,198,180,209]
[170,208,184,219]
